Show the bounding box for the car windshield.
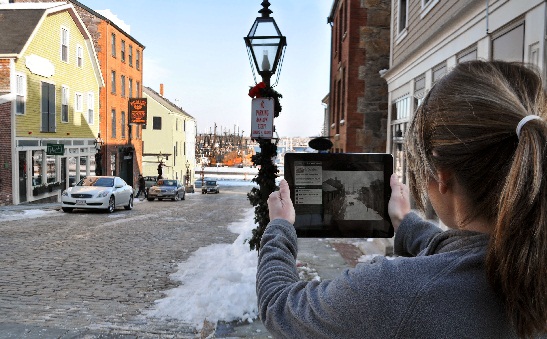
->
[206,181,216,185]
[77,177,114,187]
[158,180,177,186]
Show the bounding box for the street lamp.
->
[94,133,104,175]
[244,0,287,251]
[185,160,190,187]
[244,0,287,86]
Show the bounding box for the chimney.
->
[160,83,164,96]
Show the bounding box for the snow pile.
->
[0,209,57,222]
[146,208,259,329]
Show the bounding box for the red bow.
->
[248,82,266,98]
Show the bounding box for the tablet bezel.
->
[284,153,394,238]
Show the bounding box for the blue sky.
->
[83,0,333,138]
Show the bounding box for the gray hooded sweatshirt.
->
[257,212,519,338]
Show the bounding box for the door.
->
[18,151,27,203]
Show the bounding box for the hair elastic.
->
[516,115,542,139]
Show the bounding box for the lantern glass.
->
[246,17,286,74]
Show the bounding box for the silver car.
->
[147,179,186,201]
[61,176,134,213]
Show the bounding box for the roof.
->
[143,86,195,120]
[0,8,45,55]
[66,0,145,48]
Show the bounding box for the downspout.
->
[485,0,489,34]
[10,58,18,204]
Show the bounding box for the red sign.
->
[128,98,147,124]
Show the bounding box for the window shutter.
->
[48,83,56,132]
[41,83,49,132]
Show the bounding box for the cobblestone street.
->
[0,185,254,338]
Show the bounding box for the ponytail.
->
[488,112,547,338]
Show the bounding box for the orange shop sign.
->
[128,98,147,124]
[251,98,274,139]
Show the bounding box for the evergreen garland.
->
[247,82,282,251]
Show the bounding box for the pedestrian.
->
[135,174,147,199]
[257,60,547,338]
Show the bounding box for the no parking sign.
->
[251,98,274,139]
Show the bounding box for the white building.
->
[383,0,546,182]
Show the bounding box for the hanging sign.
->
[251,98,274,139]
[128,98,147,124]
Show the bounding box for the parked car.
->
[61,176,134,213]
[148,179,186,201]
[202,180,220,194]
[143,176,157,194]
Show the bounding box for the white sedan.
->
[61,176,134,213]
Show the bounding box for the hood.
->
[69,185,112,195]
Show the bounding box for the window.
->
[76,45,83,67]
[153,116,162,130]
[15,73,26,114]
[136,124,140,138]
[432,62,447,84]
[41,82,56,132]
[129,45,133,66]
[111,33,116,57]
[87,92,94,124]
[75,93,83,112]
[492,22,524,62]
[391,95,411,182]
[111,71,116,94]
[33,150,43,186]
[121,75,126,97]
[136,81,140,96]
[121,111,126,138]
[61,27,69,62]
[529,42,540,67]
[136,50,140,70]
[457,47,477,63]
[128,78,133,98]
[111,109,116,138]
[61,86,69,123]
[398,0,408,33]
[414,74,426,108]
[420,0,439,17]
[121,40,126,62]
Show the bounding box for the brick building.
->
[327,0,391,153]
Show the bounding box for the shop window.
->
[457,47,477,63]
[47,155,56,183]
[32,150,43,186]
[432,62,447,85]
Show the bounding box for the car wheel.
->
[124,195,133,210]
[173,193,179,201]
[62,207,73,213]
[107,196,115,213]
[147,197,155,201]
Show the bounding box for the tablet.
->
[284,153,394,238]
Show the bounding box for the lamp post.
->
[157,151,164,179]
[94,133,104,175]
[244,0,287,251]
[185,160,191,188]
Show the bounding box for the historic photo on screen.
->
[322,170,384,223]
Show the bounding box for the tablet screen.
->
[284,153,394,238]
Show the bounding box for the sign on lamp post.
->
[251,98,274,139]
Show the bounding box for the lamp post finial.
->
[259,1,272,17]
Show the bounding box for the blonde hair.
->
[406,60,547,337]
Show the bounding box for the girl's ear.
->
[437,169,452,194]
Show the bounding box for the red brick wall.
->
[329,0,390,153]
[0,102,13,205]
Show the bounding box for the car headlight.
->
[97,191,109,198]
[62,190,68,196]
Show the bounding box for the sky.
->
[83,0,333,138]
[1,180,388,331]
